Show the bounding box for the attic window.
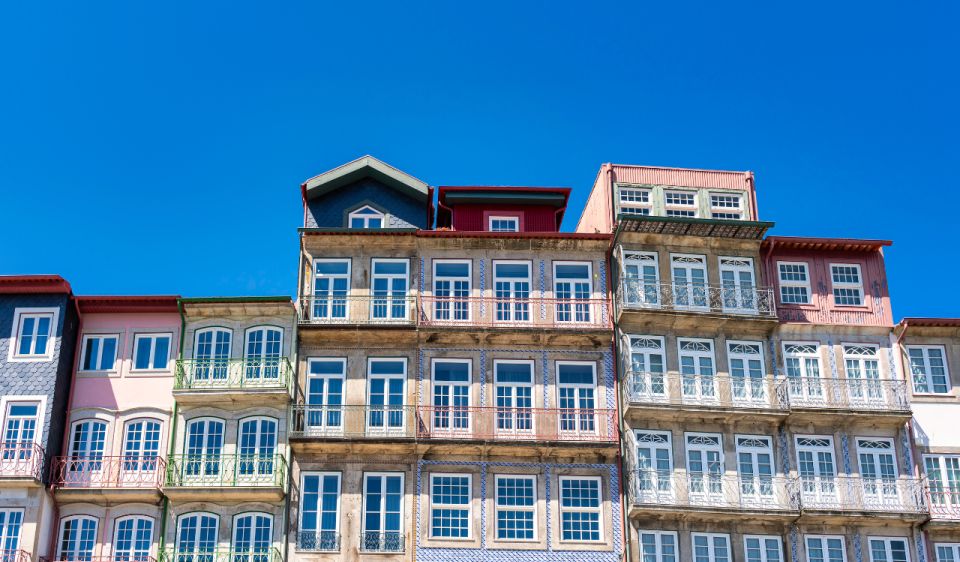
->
[348,206,384,229]
[489,216,519,232]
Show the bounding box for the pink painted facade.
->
[761,237,893,326]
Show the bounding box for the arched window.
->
[122,418,162,475]
[193,328,232,382]
[238,417,277,480]
[57,516,98,560]
[66,420,107,484]
[232,513,273,562]
[114,516,154,562]
[348,206,384,229]
[183,418,224,481]
[244,327,283,381]
[176,513,218,561]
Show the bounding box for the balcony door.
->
[719,257,757,313]
[493,261,531,323]
[2,402,38,466]
[371,259,409,321]
[857,438,899,506]
[728,342,766,404]
[622,251,659,307]
[634,430,672,499]
[670,254,708,310]
[686,433,723,500]
[366,359,406,435]
[433,261,471,322]
[431,360,471,437]
[628,336,666,402]
[312,260,350,321]
[175,513,218,562]
[925,455,960,511]
[557,362,597,436]
[736,435,774,502]
[553,262,592,323]
[121,419,161,483]
[843,345,883,405]
[184,418,224,482]
[66,420,107,485]
[305,359,345,435]
[796,436,838,507]
[783,343,824,404]
[0,510,23,556]
[244,327,282,382]
[679,339,716,403]
[238,418,277,481]
[362,473,403,552]
[193,328,231,383]
[494,361,534,437]
[232,513,272,562]
[57,516,97,562]
[113,516,153,562]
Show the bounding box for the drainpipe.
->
[746,172,759,221]
[282,300,295,562]
[300,183,308,227]
[159,300,188,556]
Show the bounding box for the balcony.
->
[928,487,960,523]
[624,372,788,415]
[0,443,44,484]
[290,405,417,441]
[359,532,404,553]
[164,454,286,501]
[47,557,157,562]
[51,456,165,503]
[173,359,293,404]
[160,549,282,562]
[797,475,926,516]
[298,295,416,326]
[418,296,610,330]
[784,377,910,416]
[0,550,32,562]
[618,280,776,319]
[296,531,341,553]
[628,471,798,515]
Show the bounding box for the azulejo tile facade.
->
[0,155,957,562]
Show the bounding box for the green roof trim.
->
[615,214,774,240]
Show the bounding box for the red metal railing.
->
[418,296,610,329]
[0,549,32,562]
[51,456,166,490]
[45,557,157,562]
[0,443,44,481]
[415,406,618,443]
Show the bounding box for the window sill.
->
[6,355,53,363]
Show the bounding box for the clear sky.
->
[1,1,956,318]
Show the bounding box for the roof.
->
[180,296,293,305]
[418,230,610,241]
[438,186,570,207]
[302,155,430,202]
[76,295,180,314]
[0,275,72,295]
[898,318,960,328]
[609,164,753,190]
[762,236,892,252]
[617,215,773,240]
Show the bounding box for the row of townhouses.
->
[0,156,957,562]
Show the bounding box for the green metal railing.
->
[174,359,293,393]
[165,454,287,488]
[159,548,283,562]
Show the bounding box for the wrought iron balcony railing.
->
[797,475,926,514]
[624,372,788,411]
[160,549,282,562]
[359,531,404,553]
[298,295,416,325]
[296,531,340,552]
[51,456,165,490]
[0,442,44,480]
[628,470,798,512]
[165,454,286,488]
[784,377,910,413]
[290,405,417,439]
[0,550,32,562]
[174,359,293,393]
[47,557,158,562]
[928,487,960,520]
[619,279,776,318]
[418,296,610,329]
[416,406,618,443]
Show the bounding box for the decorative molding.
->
[900,423,913,474]
[914,528,927,562]
[542,350,550,409]
[778,426,791,473]
[790,525,799,562]
[598,260,608,327]
[827,338,839,379]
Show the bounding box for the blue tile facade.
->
[304,177,428,229]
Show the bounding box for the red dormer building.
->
[435,186,571,232]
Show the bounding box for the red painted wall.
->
[450,204,560,232]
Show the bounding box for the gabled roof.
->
[0,275,72,295]
[302,155,430,202]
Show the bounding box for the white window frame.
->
[432,259,473,322]
[830,263,865,306]
[782,342,824,402]
[493,474,537,542]
[677,338,716,401]
[298,471,342,551]
[493,359,535,437]
[935,543,960,562]
[361,472,404,549]
[691,532,732,562]
[727,340,766,403]
[488,216,520,232]
[365,358,407,435]
[7,307,59,362]
[113,515,155,562]
[619,186,653,216]
[867,537,911,562]
[230,512,274,554]
[557,475,603,543]
[664,190,698,218]
[633,429,673,498]
[622,251,661,307]
[685,432,724,495]
[552,261,594,324]
[492,260,533,323]
[370,258,410,321]
[777,261,812,305]
[430,358,472,435]
[924,454,960,507]
[56,515,99,560]
[709,192,744,220]
[637,530,679,562]
[304,357,346,434]
[429,472,473,540]
[0,395,47,448]
[312,258,352,321]
[907,345,951,395]
[78,333,120,373]
[805,535,848,562]
[348,205,385,229]
[0,508,24,553]
[131,332,173,372]
[670,254,708,310]
[175,512,220,555]
[743,535,784,562]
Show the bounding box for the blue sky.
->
[1,1,956,318]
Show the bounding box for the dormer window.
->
[489,216,519,232]
[664,190,697,217]
[709,192,743,220]
[348,206,384,229]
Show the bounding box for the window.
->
[907,346,950,394]
[686,433,724,496]
[231,513,272,562]
[857,438,899,502]
[238,417,278,479]
[936,544,960,562]
[362,473,403,552]
[678,338,716,401]
[744,536,783,562]
[433,260,471,322]
[371,259,409,321]
[494,475,536,540]
[925,455,960,509]
[494,360,534,436]
[79,334,119,372]
[122,419,162,473]
[430,359,471,435]
[176,513,219,559]
[796,436,837,506]
[634,430,672,496]
[619,187,653,216]
[348,205,384,229]
[57,516,97,561]
[367,359,406,434]
[554,262,592,323]
[183,418,225,480]
[831,264,864,306]
[671,254,708,309]
[2,402,40,462]
[806,536,847,562]
[638,531,677,562]
[692,533,731,562]
[736,436,774,499]
[623,251,660,306]
[868,538,910,562]
[8,308,57,361]
[842,344,882,403]
[664,190,697,217]
[244,326,283,381]
[489,216,519,232]
[192,327,232,382]
[0,509,23,554]
[430,473,471,539]
[313,260,351,320]
[557,362,597,435]
[728,341,765,403]
[628,336,666,401]
[300,472,341,552]
[114,516,153,562]
[67,420,107,479]
[493,261,531,323]
[132,333,171,371]
[777,262,811,304]
[558,476,602,542]
[710,193,743,220]
[719,257,757,312]
[305,359,345,433]
[783,343,823,402]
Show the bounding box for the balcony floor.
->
[172,388,291,406]
[54,486,163,505]
[162,485,285,503]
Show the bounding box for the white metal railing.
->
[797,475,926,513]
[619,279,776,318]
[785,377,909,412]
[928,487,960,520]
[624,371,788,411]
[298,295,416,325]
[628,471,798,511]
